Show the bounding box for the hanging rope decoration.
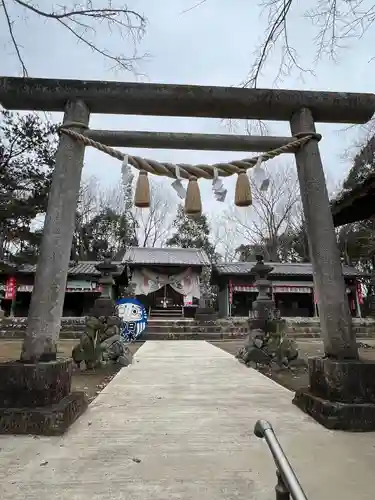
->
[171,165,187,199]
[58,127,313,216]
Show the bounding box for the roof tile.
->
[213,261,362,277]
[16,261,123,276]
[123,247,210,266]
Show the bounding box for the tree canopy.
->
[0,110,57,263]
[166,205,218,263]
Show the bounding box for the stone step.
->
[150,307,183,315]
[142,331,247,341]
[147,319,195,324]
[286,326,375,335]
[144,324,248,333]
[150,312,183,318]
[1,317,375,340]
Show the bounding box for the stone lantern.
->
[237,255,294,367]
[95,252,118,299]
[71,251,133,371]
[91,251,118,317]
[249,255,280,332]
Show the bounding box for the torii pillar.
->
[290,108,375,431]
[0,100,90,436]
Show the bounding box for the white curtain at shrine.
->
[131,267,200,298]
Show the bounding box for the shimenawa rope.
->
[58,126,314,216]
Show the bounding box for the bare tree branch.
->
[1,0,147,74]
[242,0,316,88]
[209,213,239,262]
[254,0,375,87]
[185,1,375,88]
[2,0,28,77]
[181,0,208,15]
[134,180,175,247]
[222,162,301,261]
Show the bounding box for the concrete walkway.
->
[1,341,375,500]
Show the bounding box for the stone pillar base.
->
[293,357,375,431]
[195,308,218,322]
[0,359,88,435]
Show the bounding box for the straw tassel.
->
[234,171,252,207]
[184,176,202,216]
[134,170,150,208]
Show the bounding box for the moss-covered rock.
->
[236,319,299,368]
[72,315,126,369]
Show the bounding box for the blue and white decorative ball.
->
[116,298,148,342]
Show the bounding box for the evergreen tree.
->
[166,205,218,304]
[166,205,217,262]
[0,110,57,263]
[71,168,138,262]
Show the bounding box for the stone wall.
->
[1,316,375,340]
[0,317,86,339]
[285,317,375,338]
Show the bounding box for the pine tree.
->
[166,206,218,304]
[166,205,217,262]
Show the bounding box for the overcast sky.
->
[1,0,375,216]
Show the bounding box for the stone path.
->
[1,340,375,500]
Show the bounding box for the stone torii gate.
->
[1,77,375,433]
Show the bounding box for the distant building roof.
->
[123,247,210,267]
[213,261,363,277]
[2,256,361,278]
[8,261,124,276]
[0,248,210,276]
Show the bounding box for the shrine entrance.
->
[3,75,375,431]
[129,265,200,319]
[151,285,184,318]
[152,285,182,308]
[137,285,184,318]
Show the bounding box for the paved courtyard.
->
[1,340,375,499]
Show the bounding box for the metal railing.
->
[254,420,308,500]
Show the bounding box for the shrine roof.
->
[123,247,210,267]
[331,172,375,226]
[4,261,124,276]
[213,262,363,277]
[67,261,124,276]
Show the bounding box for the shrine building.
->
[0,248,365,319]
[212,261,364,318]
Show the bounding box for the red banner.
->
[357,281,364,305]
[5,277,16,300]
